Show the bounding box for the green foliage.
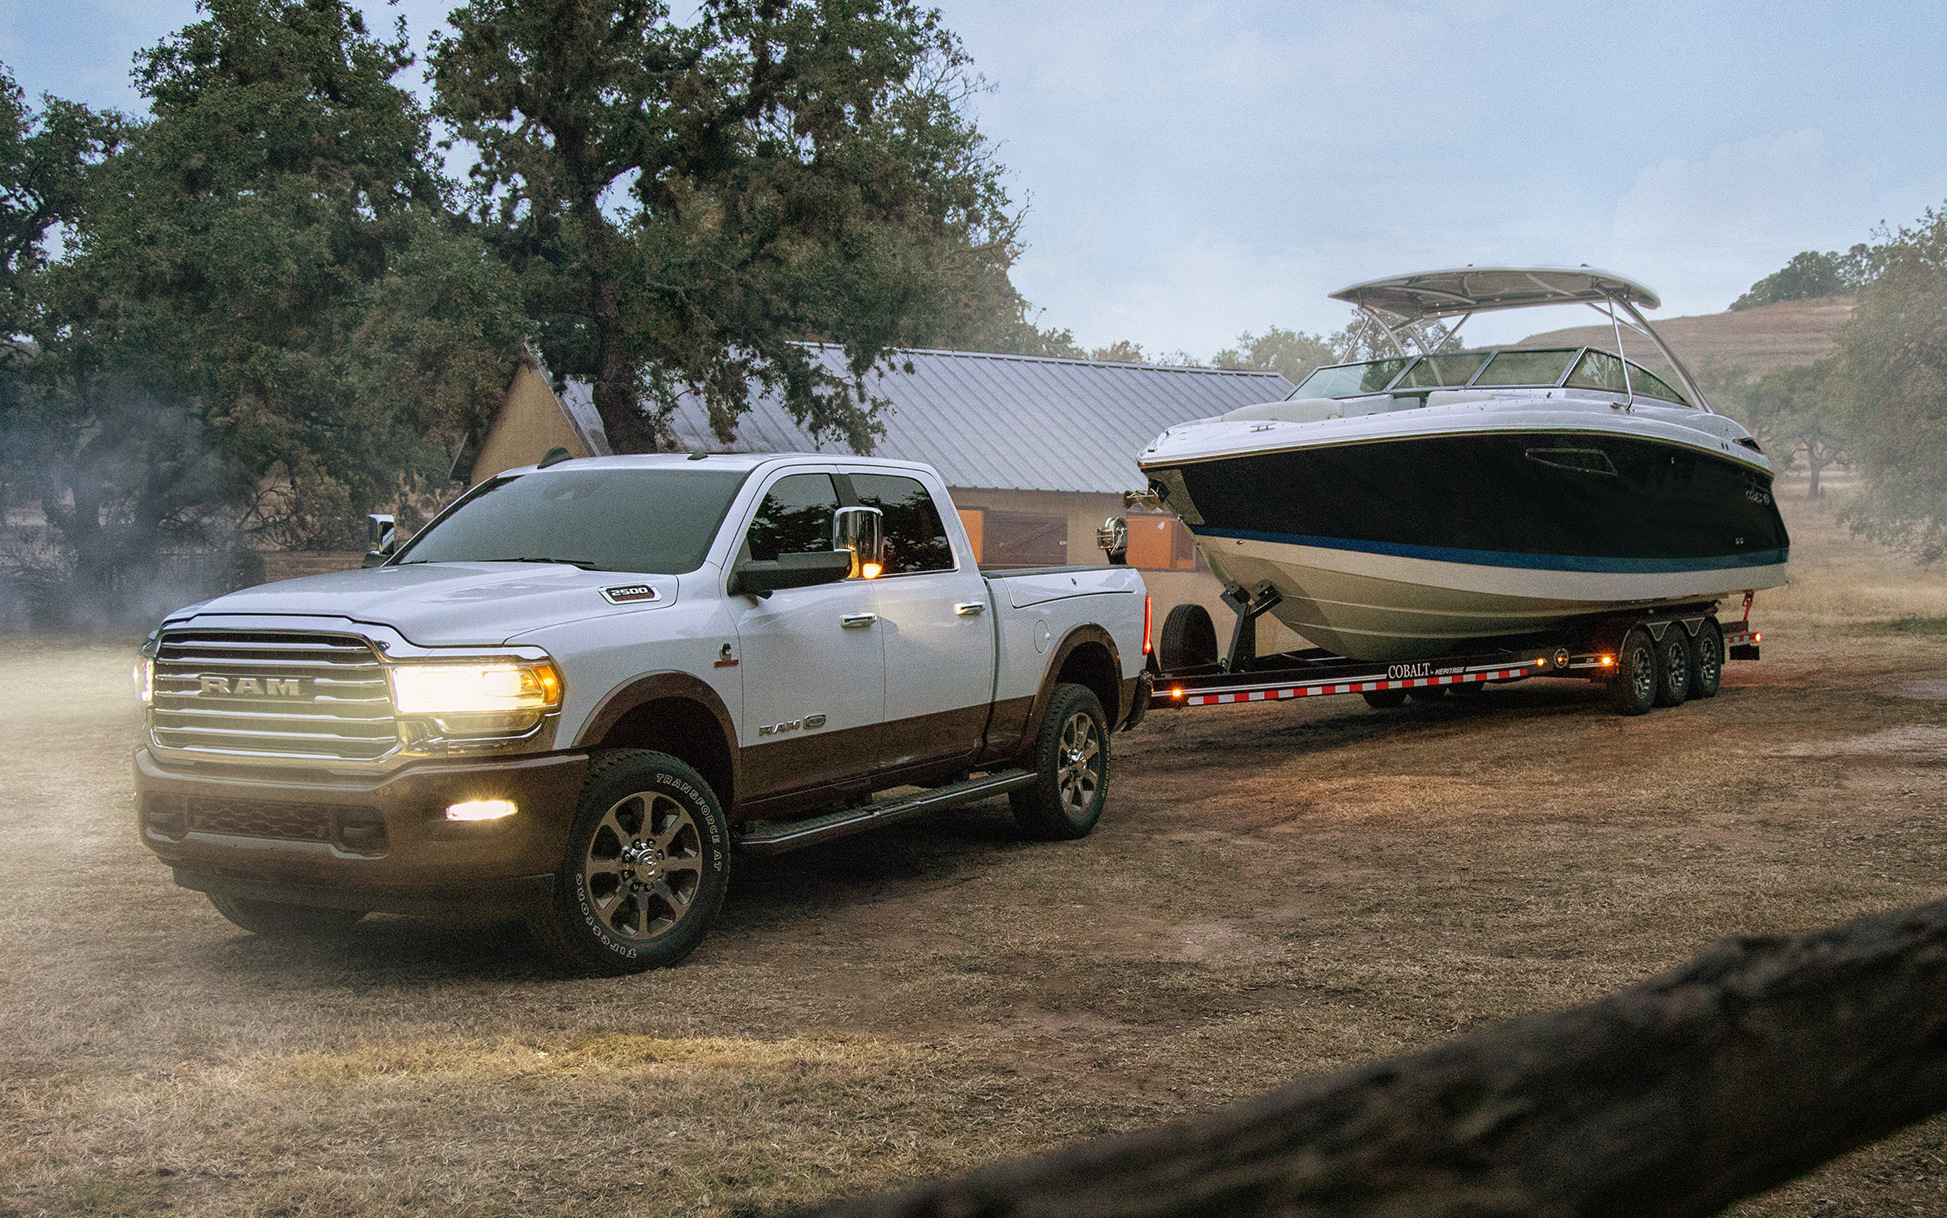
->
[2,0,530,621]
[1697,358,1845,495]
[0,66,123,335]
[431,0,1040,453]
[1828,204,1947,560]
[1731,245,1875,310]
[1213,326,1336,385]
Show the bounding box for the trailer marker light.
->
[446,799,517,822]
[1599,654,1614,667]
[1754,632,1762,642]
[1171,687,1184,698]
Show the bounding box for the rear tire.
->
[208,895,364,938]
[1159,603,1219,670]
[1609,627,1658,716]
[1361,689,1407,709]
[1653,628,1692,707]
[1689,618,1724,699]
[1011,684,1110,841]
[531,750,730,975]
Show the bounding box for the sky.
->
[4,0,1944,355]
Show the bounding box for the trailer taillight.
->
[1142,596,1153,655]
[1599,654,1615,667]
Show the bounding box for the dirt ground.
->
[3,479,1945,1217]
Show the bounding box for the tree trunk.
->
[782,898,1947,1218]
[576,196,658,453]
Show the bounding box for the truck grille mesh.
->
[142,793,388,853]
[150,630,399,762]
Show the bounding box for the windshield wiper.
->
[497,556,603,569]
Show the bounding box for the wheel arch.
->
[574,673,739,809]
[1022,625,1125,748]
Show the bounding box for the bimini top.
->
[1330,267,1660,323]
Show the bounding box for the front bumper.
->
[135,748,589,919]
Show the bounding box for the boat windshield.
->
[1392,353,1489,390]
[1289,346,1695,403]
[1565,349,1690,405]
[1475,349,1578,386]
[1289,358,1412,399]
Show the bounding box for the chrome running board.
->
[735,769,1036,855]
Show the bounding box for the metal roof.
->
[577,345,1290,495]
[1330,267,1661,322]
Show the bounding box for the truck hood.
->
[169,562,683,646]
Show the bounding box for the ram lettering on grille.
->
[196,675,305,696]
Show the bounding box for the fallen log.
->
[782,897,1947,1218]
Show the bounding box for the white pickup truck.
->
[134,453,1152,972]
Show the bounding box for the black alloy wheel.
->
[1609,627,1658,716]
[1653,628,1693,707]
[1689,618,1724,699]
[533,750,730,975]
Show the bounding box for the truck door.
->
[848,472,998,770]
[730,472,887,798]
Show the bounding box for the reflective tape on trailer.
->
[1171,665,1534,707]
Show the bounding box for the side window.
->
[743,473,839,562]
[851,474,955,574]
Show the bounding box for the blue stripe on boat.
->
[1192,527,1789,574]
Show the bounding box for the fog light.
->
[446,799,517,822]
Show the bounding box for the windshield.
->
[396,467,752,574]
[1289,359,1411,399]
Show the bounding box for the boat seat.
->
[1221,397,1342,424]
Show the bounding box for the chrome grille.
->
[150,630,398,762]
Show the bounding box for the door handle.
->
[954,602,986,616]
[841,613,879,629]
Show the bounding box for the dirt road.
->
[3,495,1945,1216]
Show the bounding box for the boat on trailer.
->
[1136,267,1790,663]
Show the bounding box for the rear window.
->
[396,467,750,574]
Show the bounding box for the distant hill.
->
[1514,296,1854,378]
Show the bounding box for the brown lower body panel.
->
[135,749,589,916]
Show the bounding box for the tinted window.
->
[852,474,955,574]
[1566,349,1629,393]
[396,467,750,574]
[743,473,839,562]
[1291,359,1411,399]
[1475,349,1576,387]
[1393,353,1488,390]
[1627,364,1691,406]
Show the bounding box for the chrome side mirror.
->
[833,506,885,577]
[362,513,397,567]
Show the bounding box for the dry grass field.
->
[3,475,1945,1217]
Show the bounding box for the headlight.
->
[389,660,563,736]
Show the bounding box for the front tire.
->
[531,750,730,975]
[208,895,364,938]
[1011,684,1110,840]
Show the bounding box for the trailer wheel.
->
[531,750,730,975]
[1653,629,1692,707]
[1609,627,1658,716]
[1159,603,1219,670]
[1011,683,1110,840]
[1689,618,1724,699]
[1361,690,1407,709]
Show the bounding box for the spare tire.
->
[1159,603,1219,670]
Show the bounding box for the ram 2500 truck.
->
[134,453,1152,972]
